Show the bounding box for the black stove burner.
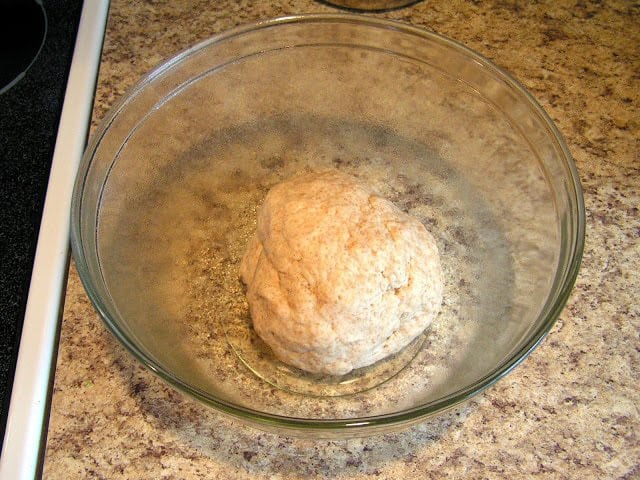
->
[0,0,47,94]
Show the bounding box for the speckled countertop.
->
[42,1,639,479]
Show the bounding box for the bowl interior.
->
[73,15,582,430]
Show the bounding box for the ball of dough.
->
[239,171,443,375]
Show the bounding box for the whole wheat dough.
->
[239,171,443,375]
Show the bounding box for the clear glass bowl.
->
[71,14,584,437]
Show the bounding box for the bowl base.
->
[222,311,425,397]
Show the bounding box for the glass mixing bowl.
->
[71,14,584,437]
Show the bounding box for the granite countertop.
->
[42,1,639,478]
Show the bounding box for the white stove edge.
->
[0,1,110,479]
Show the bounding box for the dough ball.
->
[239,171,443,375]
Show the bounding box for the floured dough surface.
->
[240,171,443,375]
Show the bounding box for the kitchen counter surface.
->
[43,1,639,478]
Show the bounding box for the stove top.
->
[0,0,84,446]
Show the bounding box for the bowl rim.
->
[71,13,586,431]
